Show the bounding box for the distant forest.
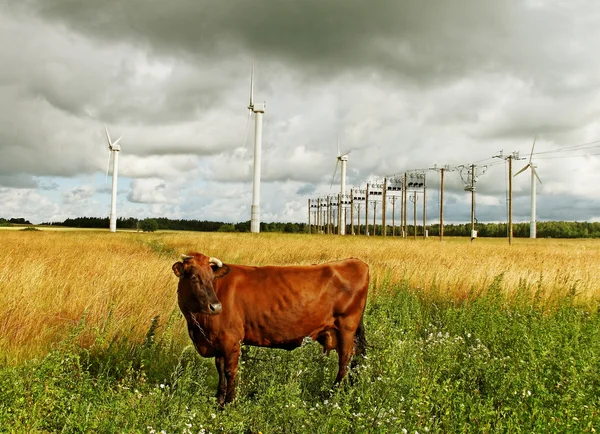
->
[3,216,600,238]
[35,217,307,234]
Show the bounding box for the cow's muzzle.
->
[208,302,222,315]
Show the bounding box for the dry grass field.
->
[1,228,599,363]
[2,228,600,432]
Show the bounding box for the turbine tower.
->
[515,135,542,239]
[104,126,122,233]
[331,137,351,235]
[247,62,266,233]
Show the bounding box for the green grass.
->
[1,283,599,433]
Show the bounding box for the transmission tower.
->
[458,164,489,241]
[494,150,523,244]
[430,164,453,241]
[386,176,403,236]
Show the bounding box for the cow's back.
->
[212,258,369,347]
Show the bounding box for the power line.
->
[532,140,600,156]
[535,152,600,160]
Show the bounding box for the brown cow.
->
[172,252,369,405]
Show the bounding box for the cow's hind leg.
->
[333,330,355,384]
[215,356,227,406]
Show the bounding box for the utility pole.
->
[458,164,489,242]
[333,199,338,235]
[316,198,321,233]
[350,189,354,236]
[372,200,378,236]
[327,196,332,235]
[323,201,327,234]
[324,197,328,234]
[357,202,361,235]
[494,151,522,245]
[344,207,348,236]
[470,164,475,241]
[382,178,387,237]
[368,181,385,236]
[402,173,408,238]
[308,199,312,234]
[509,156,513,244]
[438,166,446,241]
[321,199,326,234]
[365,184,370,236]
[411,191,417,239]
[430,164,452,241]
[389,195,398,236]
[384,176,402,237]
[337,194,342,235]
[423,173,427,239]
[441,168,444,240]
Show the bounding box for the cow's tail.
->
[353,312,367,362]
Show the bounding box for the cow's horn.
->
[209,257,223,267]
[181,255,194,261]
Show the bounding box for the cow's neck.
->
[186,311,215,348]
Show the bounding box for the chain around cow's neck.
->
[189,313,215,348]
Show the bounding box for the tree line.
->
[31,217,307,233]
[3,216,600,237]
[353,221,600,238]
[0,218,32,226]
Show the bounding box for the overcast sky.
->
[2,0,600,226]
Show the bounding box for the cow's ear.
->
[172,262,185,277]
[212,264,230,279]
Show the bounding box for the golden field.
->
[1,229,599,364]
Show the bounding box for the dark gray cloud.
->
[19,1,598,90]
[2,0,600,224]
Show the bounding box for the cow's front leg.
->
[224,343,241,403]
[215,356,227,406]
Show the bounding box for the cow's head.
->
[172,253,230,315]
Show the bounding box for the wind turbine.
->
[246,62,266,233]
[104,126,122,233]
[331,136,351,235]
[515,135,542,239]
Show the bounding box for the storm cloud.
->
[1,0,600,224]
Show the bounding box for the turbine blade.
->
[249,60,254,108]
[532,166,542,184]
[514,164,530,177]
[104,125,112,147]
[331,160,340,188]
[112,136,123,147]
[340,149,352,157]
[529,134,537,163]
[242,109,252,151]
[105,150,112,183]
